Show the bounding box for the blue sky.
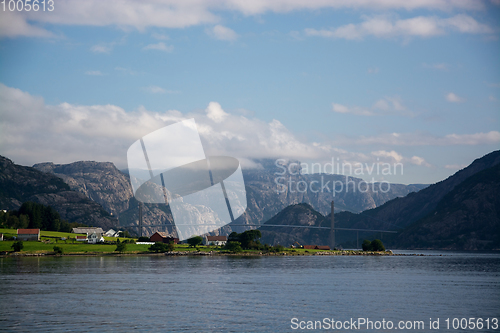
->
[0,0,499,184]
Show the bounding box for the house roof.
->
[17,229,40,235]
[76,236,87,239]
[153,232,172,238]
[304,245,330,250]
[206,236,227,241]
[72,227,104,234]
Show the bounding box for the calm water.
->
[0,252,499,332]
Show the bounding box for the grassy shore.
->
[0,228,395,256]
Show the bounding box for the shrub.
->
[371,239,385,251]
[187,236,203,247]
[225,241,243,253]
[115,240,127,253]
[11,240,24,252]
[53,246,63,254]
[137,236,150,242]
[362,239,385,251]
[362,240,372,251]
[148,242,169,253]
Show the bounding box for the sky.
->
[0,0,499,185]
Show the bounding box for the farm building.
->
[203,235,228,246]
[17,229,40,241]
[150,232,178,244]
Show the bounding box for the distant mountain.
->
[257,150,500,250]
[33,158,427,237]
[259,203,328,246]
[0,156,117,229]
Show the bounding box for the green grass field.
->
[0,227,346,255]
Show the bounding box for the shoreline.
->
[0,250,430,258]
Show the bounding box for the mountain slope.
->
[259,203,328,246]
[390,164,500,250]
[332,150,500,238]
[0,156,117,229]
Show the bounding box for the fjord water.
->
[1,252,499,332]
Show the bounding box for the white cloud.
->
[151,33,170,40]
[0,83,496,181]
[371,150,403,162]
[0,1,484,38]
[85,70,104,76]
[305,14,493,41]
[333,96,411,116]
[143,86,166,94]
[206,25,238,41]
[336,131,500,146]
[91,44,113,54]
[489,95,497,101]
[205,102,229,122]
[445,92,465,103]
[367,67,379,74]
[143,42,174,52]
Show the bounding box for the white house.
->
[87,232,104,244]
[203,235,228,246]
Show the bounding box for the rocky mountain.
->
[33,161,175,236]
[0,156,117,229]
[32,158,427,237]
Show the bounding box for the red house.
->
[17,229,40,241]
[150,232,178,244]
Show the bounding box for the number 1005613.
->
[1,0,54,12]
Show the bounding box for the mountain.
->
[33,161,175,236]
[0,156,117,229]
[331,150,500,249]
[258,203,329,246]
[33,158,427,237]
[389,164,500,250]
[257,150,500,250]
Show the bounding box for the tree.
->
[187,236,203,247]
[371,239,385,251]
[362,240,372,251]
[137,236,150,242]
[115,239,127,253]
[166,241,175,252]
[11,241,24,252]
[53,246,63,255]
[362,239,386,251]
[225,241,243,253]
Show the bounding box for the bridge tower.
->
[329,201,335,250]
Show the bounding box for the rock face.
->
[32,158,428,237]
[33,161,133,216]
[0,156,117,229]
